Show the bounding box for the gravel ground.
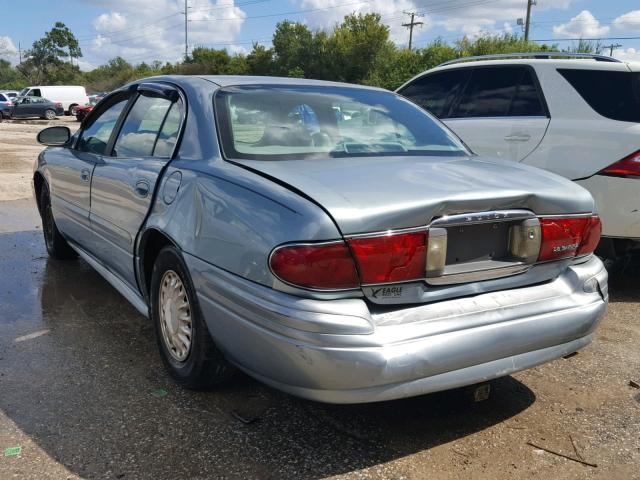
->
[0,121,638,480]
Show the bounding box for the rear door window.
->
[0,94,6,101]
[398,69,470,118]
[558,69,640,122]
[452,66,548,118]
[112,94,178,158]
[509,69,546,116]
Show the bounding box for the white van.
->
[19,86,89,115]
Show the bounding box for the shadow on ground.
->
[2,229,538,479]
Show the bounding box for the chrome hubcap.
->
[159,270,192,362]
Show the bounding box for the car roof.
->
[428,58,633,73]
[135,74,389,92]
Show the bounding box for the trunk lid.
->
[238,155,594,235]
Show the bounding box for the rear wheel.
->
[69,105,78,116]
[40,183,77,260]
[150,245,233,389]
[44,109,56,120]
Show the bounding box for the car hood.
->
[236,155,595,235]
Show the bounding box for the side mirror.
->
[37,126,71,146]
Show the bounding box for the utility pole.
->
[402,11,424,50]
[18,42,22,64]
[524,0,536,41]
[184,0,189,60]
[603,43,622,56]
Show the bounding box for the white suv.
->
[397,53,640,259]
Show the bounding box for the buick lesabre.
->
[33,76,608,403]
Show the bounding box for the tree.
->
[246,44,274,76]
[326,13,392,84]
[19,22,82,84]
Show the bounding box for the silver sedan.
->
[33,76,607,403]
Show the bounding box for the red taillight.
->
[576,216,602,256]
[348,231,427,284]
[55,102,63,108]
[269,231,428,289]
[538,215,601,262]
[599,150,640,177]
[269,241,359,289]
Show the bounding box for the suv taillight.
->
[538,215,601,262]
[55,102,63,108]
[599,150,640,177]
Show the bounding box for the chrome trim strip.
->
[538,213,593,218]
[425,264,531,285]
[345,225,428,239]
[431,209,535,227]
[67,239,149,317]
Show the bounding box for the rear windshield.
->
[214,85,469,161]
[558,69,640,122]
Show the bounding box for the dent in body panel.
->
[143,164,341,287]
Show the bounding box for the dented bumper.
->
[187,253,607,404]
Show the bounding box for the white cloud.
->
[0,36,19,64]
[75,59,98,72]
[553,10,609,38]
[93,12,127,32]
[294,0,575,44]
[613,10,640,31]
[297,0,426,43]
[611,47,640,63]
[86,0,247,64]
[0,36,17,56]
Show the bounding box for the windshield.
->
[215,85,469,161]
[19,88,29,97]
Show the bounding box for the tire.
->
[40,183,77,260]
[150,245,233,389]
[69,105,78,116]
[44,109,56,120]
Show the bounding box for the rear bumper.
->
[187,254,608,404]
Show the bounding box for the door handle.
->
[134,180,150,198]
[504,133,531,142]
[80,169,90,182]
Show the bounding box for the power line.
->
[603,43,623,56]
[532,35,640,42]
[402,11,424,50]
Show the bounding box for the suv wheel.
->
[44,109,56,120]
[150,245,233,389]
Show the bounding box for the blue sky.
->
[1,0,639,69]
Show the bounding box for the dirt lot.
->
[0,120,638,479]
[0,116,77,202]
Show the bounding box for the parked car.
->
[75,96,103,122]
[75,104,93,122]
[9,96,64,119]
[0,92,15,118]
[19,85,89,115]
[0,90,19,99]
[397,52,640,260]
[33,76,607,404]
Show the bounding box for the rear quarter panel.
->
[142,160,343,290]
